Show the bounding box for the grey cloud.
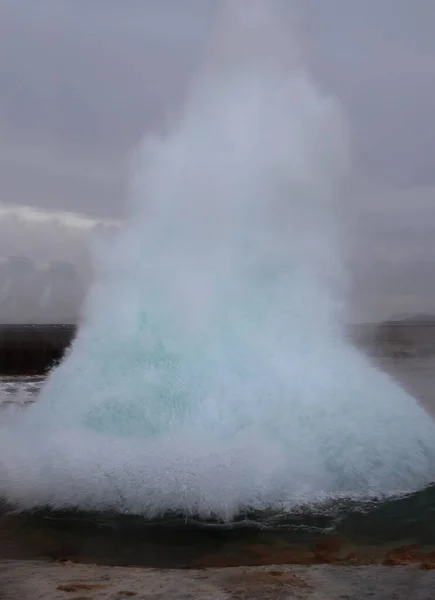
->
[0,212,121,322]
[0,154,125,220]
[2,0,435,215]
[346,184,435,320]
[0,212,91,267]
[0,0,216,218]
[0,256,85,323]
[297,0,435,187]
[0,0,216,153]
[0,0,435,321]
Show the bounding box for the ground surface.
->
[1,560,435,600]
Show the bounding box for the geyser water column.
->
[1,0,435,519]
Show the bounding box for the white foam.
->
[1,0,435,518]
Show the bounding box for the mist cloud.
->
[1,0,435,322]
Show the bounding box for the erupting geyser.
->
[1,0,435,520]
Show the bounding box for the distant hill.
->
[350,315,435,358]
[385,313,435,325]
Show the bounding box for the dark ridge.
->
[349,320,435,358]
[0,324,75,375]
[1,320,435,375]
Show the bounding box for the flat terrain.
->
[1,561,435,600]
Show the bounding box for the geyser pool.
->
[1,0,435,520]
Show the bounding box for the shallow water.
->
[2,483,435,568]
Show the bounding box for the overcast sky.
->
[0,0,434,322]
